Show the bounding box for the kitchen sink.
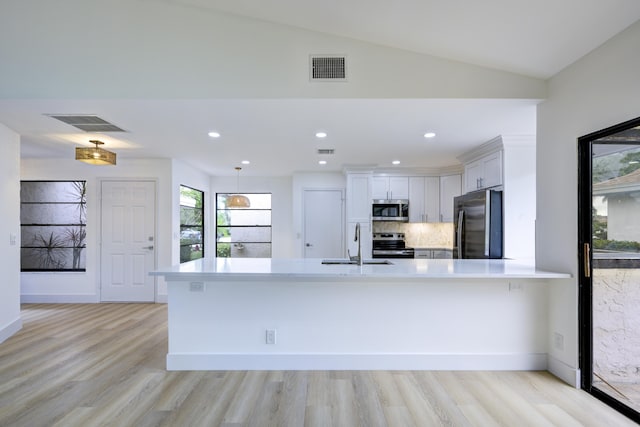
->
[321,259,394,265]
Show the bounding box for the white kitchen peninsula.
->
[152,258,569,371]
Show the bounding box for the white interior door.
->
[100,180,156,302]
[303,189,344,258]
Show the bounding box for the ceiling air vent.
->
[310,55,347,81]
[46,114,127,132]
[317,148,335,155]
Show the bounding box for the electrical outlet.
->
[9,233,17,246]
[554,332,564,350]
[509,282,523,291]
[189,282,205,292]
[266,329,276,345]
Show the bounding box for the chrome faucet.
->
[351,222,362,265]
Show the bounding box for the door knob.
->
[143,246,154,250]
[306,243,312,247]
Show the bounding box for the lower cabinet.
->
[414,248,453,259]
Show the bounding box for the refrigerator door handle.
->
[456,209,464,259]
[484,190,491,256]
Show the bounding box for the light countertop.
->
[152,257,571,282]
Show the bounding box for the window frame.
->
[215,193,272,258]
[179,185,205,263]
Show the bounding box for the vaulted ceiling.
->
[1,0,639,176]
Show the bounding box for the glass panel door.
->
[579,117,640,422]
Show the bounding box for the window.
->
[20,181,87,271]
[180,185,204,263]
[216,193,272,258]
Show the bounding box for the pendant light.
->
[75,140,117,165]
[227,167,250,208]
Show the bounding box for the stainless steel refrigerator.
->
[453,189,503,259]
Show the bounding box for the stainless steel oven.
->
[372,233,415,258]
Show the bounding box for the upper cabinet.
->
[346,172,372,222]
[464,151,502,193]
[372,176,409,200]
[408,176,440,223]
[439,174,462,222]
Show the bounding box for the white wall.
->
[537,20,640,386]
[292,172,346,257]
[0,124,22,343]
[20,158,173,302]
[211,175,294,258]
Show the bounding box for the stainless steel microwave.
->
[372,199,409,222]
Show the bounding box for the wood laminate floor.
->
[0,303,636,427]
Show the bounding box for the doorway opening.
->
[578,116,640,422]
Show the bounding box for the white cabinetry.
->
[372,176,409,200]
[458,135,536,259]
[439,174,462,222]
[346,172,373,258]
[347,173,372,222]
[414,248,453,259]
[464,151,502,193]
[408,176,440,223]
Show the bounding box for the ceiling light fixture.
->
[315,131,327,138]
[241,160,250,165]
[227,167,250,208]
[318,160,327,165]
[424,132,436,138]
[208,131,221,138]
[392,160,401,165]
[75,140,116,166]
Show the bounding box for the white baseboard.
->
[167,352,548,371]
[21,294,167,304]
[0,317,22,344]
[547,355,580,388]
[21,294,99,303]
[156,294,168,303]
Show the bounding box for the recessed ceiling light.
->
[423,132,436,138]
[241,160,250,165]
[318,160,327,165]
[208,131,221,138]
[392,160,401,165]
[315,132,327,138]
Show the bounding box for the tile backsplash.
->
[372,221,454,249]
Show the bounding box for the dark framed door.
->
[578,116,640,423]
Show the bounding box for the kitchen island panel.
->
[166,275,551,371]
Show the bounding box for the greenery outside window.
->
[216,193,272,258]
[20,180,87,271]
[180,185,204,263]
